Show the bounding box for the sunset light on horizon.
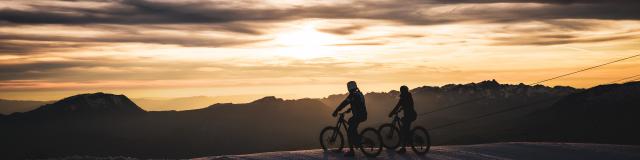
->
[0,0,639,101]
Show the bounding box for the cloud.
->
[491,34,639,46]
[350,34,425,41]
[330,42,388,46]
[0,24,270,55]
[316,24,366,35]
[0,0,639,95]
[0,0,636,56]
[0,40,93,55]
[1,0,638,26]
[485,20,640,45]
[0,0,291,24]
[0,53,457,92]
[0,56,386,84]
[430,0,636,4]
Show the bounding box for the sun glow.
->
[273,22,343,58]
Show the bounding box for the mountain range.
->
[0,80,638,159]
[534,82,640,144]
[0,95,263,114]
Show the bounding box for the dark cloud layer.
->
[1,0,638,25]
[0,56,389,87]
[0,32,266,47]
[0,31,268,55]
[0,0,638,55]
[0,1,290,24]
[0,40,93,55]
[431,0,636,4]
[2,1,638,56]
[491,34,639,45]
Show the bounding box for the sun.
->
[275,23,335,46]
[273,22,342,58]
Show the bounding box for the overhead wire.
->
[417,53,640,117]
[428,73,640,130]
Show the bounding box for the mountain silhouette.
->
[532,81,640,144]
[14,92,144,117]
[0,93,333,159]
[249,96,284,104]
[0,80,638,159]
[0,95,264,114]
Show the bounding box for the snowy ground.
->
[194,142,640,160]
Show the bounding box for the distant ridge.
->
[0,80,577,114]
[538,81,640,144]
[26,92,145,116]
[250,96,284,104]
[411,79,577,98]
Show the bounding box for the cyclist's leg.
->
[347,117,360,150]
[400,117,413,147]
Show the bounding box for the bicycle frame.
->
[387,112,404,138]
[331,113,350,141]
[381,110,430,155]
[392,113,403,128]
[323,111,383,157]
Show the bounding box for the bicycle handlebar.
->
[333,108,352,117]
[389,107,402,118]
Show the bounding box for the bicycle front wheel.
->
[410,126,431,155]
[378,123,401,150]
[320,126,344,152]
[359,127,383,157]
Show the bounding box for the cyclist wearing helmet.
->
[388,85,417,153]
[332,81,368,157]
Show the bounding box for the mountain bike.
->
[378,111,430,155]
[319,110,383,157]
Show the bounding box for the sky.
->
[0,0,639,101]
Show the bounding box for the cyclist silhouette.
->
[388,85,416,153]
[332,81,368,157]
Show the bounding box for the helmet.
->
[347,81,358,92]
[400,85,409,94]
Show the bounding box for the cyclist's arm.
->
[389,97,403,117]
[333,95,351,115]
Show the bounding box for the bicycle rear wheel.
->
[378,123,401,150]
[359,127,383,157]
[320,126,344,152]
[410,126,431,155]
